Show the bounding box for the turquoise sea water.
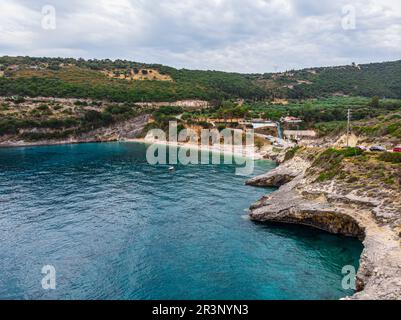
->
[0,142,362,300]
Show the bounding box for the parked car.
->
[370,146,387,152]
[393,147,401,153]
[356,145,368,151]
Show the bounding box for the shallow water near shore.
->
[0,142,362,300]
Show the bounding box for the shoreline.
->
[0,138,119,149]
[2,136,390,299]
[247,150,401,300]
[0,137,266,160]
[119,138,266,160]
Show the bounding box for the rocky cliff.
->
[247,147,401,300]
[0,114,150,147]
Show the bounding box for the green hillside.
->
[250,60,401,99]
[2,56,401,102]
[0,56,267,103]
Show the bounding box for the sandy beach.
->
[124,138,266,160]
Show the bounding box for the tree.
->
[369,96,380,109]
[255,138,264,150]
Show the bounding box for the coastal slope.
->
[247,148,401,300]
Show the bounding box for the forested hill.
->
[249,60,401,99]
[0,56,267,103]
[1,56,401,102]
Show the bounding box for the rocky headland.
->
[247,147,401,300]
[0,113,150,148]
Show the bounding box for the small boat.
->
[168,166,175,172]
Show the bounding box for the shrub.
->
[74,100,88,106]
[379,152,401,164]
[313,147,364,182]
[82,110,114,128]
[314,121,346,136]
[284,146,300,162]
[387,114,401,120]
[314,148,363,165]
[13,96,26,104]
[37,104,50,111]
[197,121,212,129]
[181,113,193,121]
[39,118,78,129]
[20,130,73,141]
[83,110,103,123]
[217,124,227,132]
[100,112,113,125]
[105,104,132,115]
[0,119,17,135]
[254,138,265,150]
[0,103,9,111]
[387,122,401,138]
[92,101,103,107]
[317,171,338,182]
[337,147,364,157]
[154,106,183,116]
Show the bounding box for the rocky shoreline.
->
[247,148,401,300]
[0,114,150,148]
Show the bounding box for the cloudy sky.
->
[0,0,401,72]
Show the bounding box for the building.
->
[281,116,303,124]
[7,64,19,71]
[284,130,317,140]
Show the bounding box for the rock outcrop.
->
[0,114,150,147]
[84,114,151,140]
[246,157,309,187]
[247,148,401,300]
[135,100,210,109]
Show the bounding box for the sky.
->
[0,0,401,73]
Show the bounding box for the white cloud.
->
[0,1,41,50]
[0,0,401,72]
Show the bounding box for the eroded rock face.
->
[246,173,295,187]
[79,114,151,140]
[246,157,310,187]
[0,114,151,147]
[248,153,401,300]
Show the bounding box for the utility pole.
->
[346,109,351,148]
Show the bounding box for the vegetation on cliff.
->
[353,113,401,139]
[301,147,401,189]
[249,144,401,300]
[0,97,143,141]
[311,148,364,182]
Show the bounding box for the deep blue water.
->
[0,142,362,300]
